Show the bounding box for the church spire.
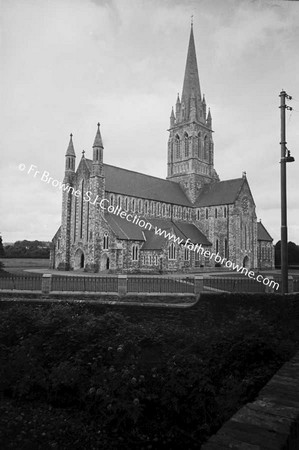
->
[181,23,201,119]
[93,122,103,148]
[207,108,212,128]
[166,24,219,199]
[170,107,175,127]
[92,123,104,177]
[66,133,75,157]
[65,133,76,172]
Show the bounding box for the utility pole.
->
[279,90,294,295]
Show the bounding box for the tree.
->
[275,240,299,267]
[0,234,5,258]
[4,240,50,258]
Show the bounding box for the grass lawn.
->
[0,258,49,276]
[0,295,298,449]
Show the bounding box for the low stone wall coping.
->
[202,352,299,449]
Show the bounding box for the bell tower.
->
[167,23,219,203]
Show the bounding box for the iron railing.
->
[0,275,42,291]
[127,277,195,293]
[51,276,118,292]
[203,276,266,293]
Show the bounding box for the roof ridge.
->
[85,159,188,187]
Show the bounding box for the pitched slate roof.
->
[173,222,212,246]
[141,220,211,250]
[104,212,211,249]
[141,230,169,250]
[105,214,145,241]
[84,159,192,206]
[257,221,273,242]
[195,178,245,207]
[140,218,174,250]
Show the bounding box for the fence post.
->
[42,274,52,294]
[288,276,294,293]
[265,275,274,293]
[118,275,127,297]
[194,276,204,295]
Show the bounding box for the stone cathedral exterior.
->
[50,25,274,273]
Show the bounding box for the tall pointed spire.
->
[167,23,219,198]
[170,107,175,127]
[207,108,212,128]
[66,133,75,156]
[93,122,103,148]
[181,23,201,119]
[92,123,104,177]
[65,133,76,174]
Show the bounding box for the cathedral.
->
[50,25,274,273]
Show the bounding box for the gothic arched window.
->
[124,197,129,211]
[224,238,228,258]
[224,206,227,218]
[204,136,209,160]
[168,242,176,260]
[209,142,213,164]
[216,239,219,254]
[144,201,149,214]
[198,132,202,158]
[80,180,84,239]
[132,244,139,261]
[184,133,189,157]
[175,135,180,159]
[184,248,190,261]
[103,232,109,250]
[138,199,142,213]
[205,208,209,219]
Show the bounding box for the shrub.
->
[0,300,298,448]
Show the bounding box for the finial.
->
[70,133,73,138]
[97,122,100,128]
[191,15,193,27]
[82,150,85,158]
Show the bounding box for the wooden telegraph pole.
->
[279,90,294,295]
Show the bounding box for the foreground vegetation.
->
[0,297,298,449]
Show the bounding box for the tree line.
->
[0,236,50,259]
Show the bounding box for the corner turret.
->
[65,134,76,173]
[92,123,104,177]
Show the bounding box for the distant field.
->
[0,258,49,275]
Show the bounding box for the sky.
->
[1,0,299,244]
